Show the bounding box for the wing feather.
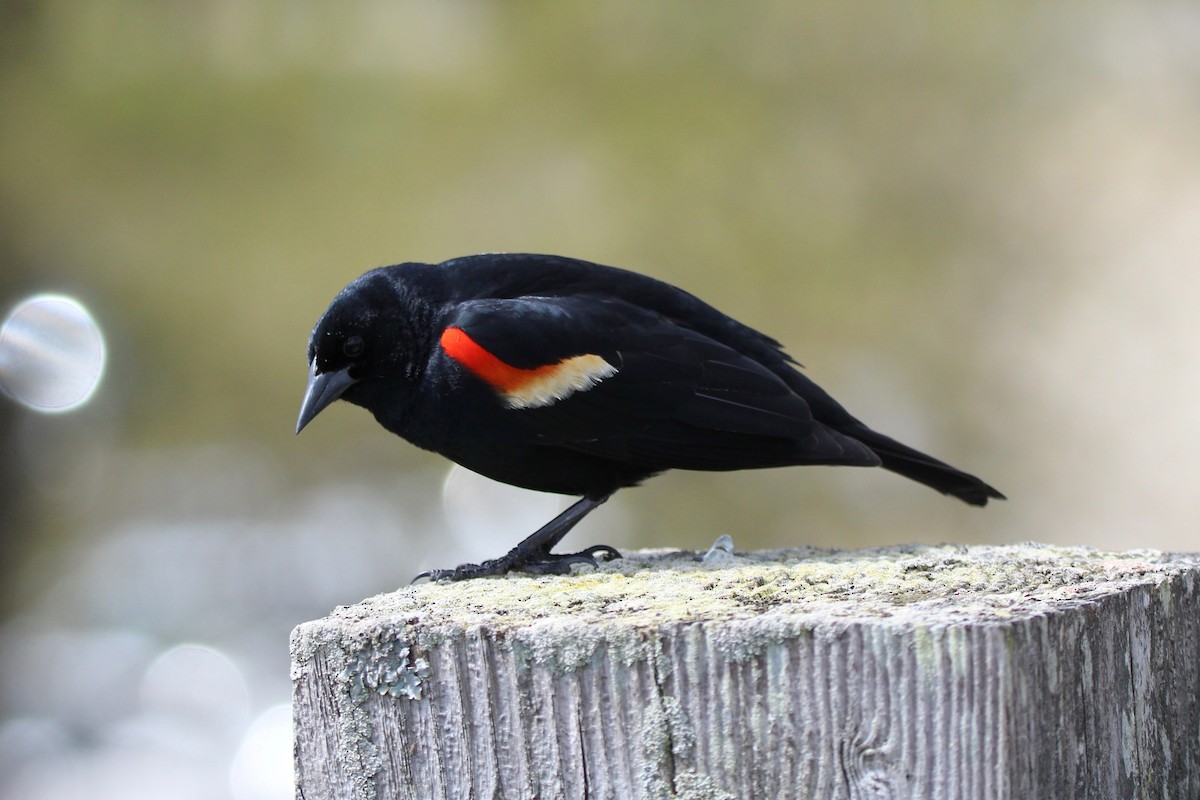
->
[442,296,879,470]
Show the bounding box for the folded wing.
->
[441,297,880,472]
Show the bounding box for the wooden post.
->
[291,544,1200,800]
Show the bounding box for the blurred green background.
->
[1,2,1198,798]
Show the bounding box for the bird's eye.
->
[342,335,365,359]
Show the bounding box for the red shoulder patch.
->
[440,327,617,409]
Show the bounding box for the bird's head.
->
[295,269,424,434]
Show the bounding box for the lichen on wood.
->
[292,543,1200,800]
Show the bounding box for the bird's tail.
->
[840,423,1005,506]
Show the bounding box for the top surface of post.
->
[295,543,1199,650]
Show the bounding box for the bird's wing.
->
[439,297,879,470]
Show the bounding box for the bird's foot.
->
[414,543,621,583]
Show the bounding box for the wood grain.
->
[292,544,1200,799]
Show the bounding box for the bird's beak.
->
[295,362,358,434]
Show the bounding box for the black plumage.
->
[297,254,1003,580]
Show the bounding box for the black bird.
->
[297,254,1004,581]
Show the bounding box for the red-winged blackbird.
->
[297,254,1003,581]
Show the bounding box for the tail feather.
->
[842,424,1005,506]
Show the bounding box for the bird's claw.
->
[413,543,622,583]
[520,544,622,575]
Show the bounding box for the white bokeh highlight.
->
[0,294,106,413]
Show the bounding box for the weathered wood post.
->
[291,544,1200,799]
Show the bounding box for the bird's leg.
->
[415,493,620,582]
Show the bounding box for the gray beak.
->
[295,362,358,434]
